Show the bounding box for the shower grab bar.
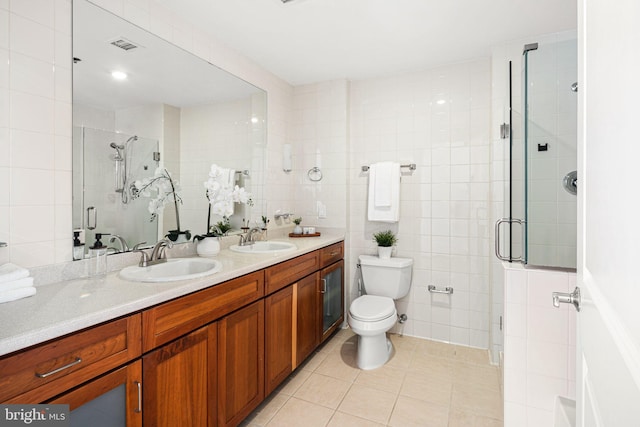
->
[361,163,416,172]
[428,285,453,295]
[495,218,525,262]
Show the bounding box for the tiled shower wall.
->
[292,61,494,349]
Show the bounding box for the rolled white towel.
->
[0,277,34,292]
[0,286,36,304]
[0,263,30,283]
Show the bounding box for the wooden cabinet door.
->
[265,285,293,396]
[49,360,142,427]
[296,272,321,366]
[217,300,264,427]
[143,325,217,427]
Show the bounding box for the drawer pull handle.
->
[35,357,82,378]
[329,251,339,256]
[321,279,327,293]
[135,381,142,413]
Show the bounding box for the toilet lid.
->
[350,295,396,322]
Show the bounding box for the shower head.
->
[110,142,124,159]
[125,135,138,144]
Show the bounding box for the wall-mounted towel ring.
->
[308,167,323,182]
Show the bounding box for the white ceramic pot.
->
[196,237,220,257]
[377,246,393,259]
[293,225,303,234]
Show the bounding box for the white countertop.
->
[0,234,344,357]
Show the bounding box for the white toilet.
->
[348,255,413,370]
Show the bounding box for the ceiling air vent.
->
[109,38,139,51]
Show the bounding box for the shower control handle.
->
[552,287,581,312]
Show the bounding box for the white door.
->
[577,0,640,424]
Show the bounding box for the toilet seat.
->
[349,295,396,322]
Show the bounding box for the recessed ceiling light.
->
[111,70,128,80]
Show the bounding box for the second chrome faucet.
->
[135,238,173,267]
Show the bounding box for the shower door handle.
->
[495,218,525,262]
[87,206,97,230]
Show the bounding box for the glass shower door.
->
[523,38,578,269]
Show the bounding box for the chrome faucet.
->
[108,235,129,253]
[149,238,173,264]
[247,227,263,244]
[238,227,264,246]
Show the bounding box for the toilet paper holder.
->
[428,285,454,294]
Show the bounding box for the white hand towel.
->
[0,286,36,304]
[0,277,34,292]
[0,263,30,284]
[367,162,400,223]
[373,162,396,207]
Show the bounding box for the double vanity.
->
[0,235,344,427]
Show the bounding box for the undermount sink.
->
[119,257,222,283]
[230,241,297,254]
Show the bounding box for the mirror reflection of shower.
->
[109,135,138,203]
[72,127,159,255]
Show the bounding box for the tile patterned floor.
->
[242,329,503,427]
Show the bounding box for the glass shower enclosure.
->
[498,36,577,269]
[72,127,160,256]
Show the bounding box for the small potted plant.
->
[293,217,303,234]
[373,229,397,259]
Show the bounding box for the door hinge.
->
[500,123,510,139]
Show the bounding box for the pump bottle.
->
[73,230,85,261]
[88,233,109,277]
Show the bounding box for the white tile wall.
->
[288,62,493,350]
[289,80,349,231]
[346,61,493,348]
[503,264,576,427]
[179,98,263,233]
[1,0,72,267]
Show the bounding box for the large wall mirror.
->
[72,0,267,256]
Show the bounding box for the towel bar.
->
[362,163,416,172]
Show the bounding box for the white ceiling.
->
[74,0,262,111]
[154,0,577,86]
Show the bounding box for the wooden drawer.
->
[319,242,344,268]
[142,271,264,351]
[0,314,141,404]
[265,251,319,295]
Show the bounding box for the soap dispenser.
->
[73,230,85,261]
[88,233,109,277]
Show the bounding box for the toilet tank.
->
[359,255,413,299]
